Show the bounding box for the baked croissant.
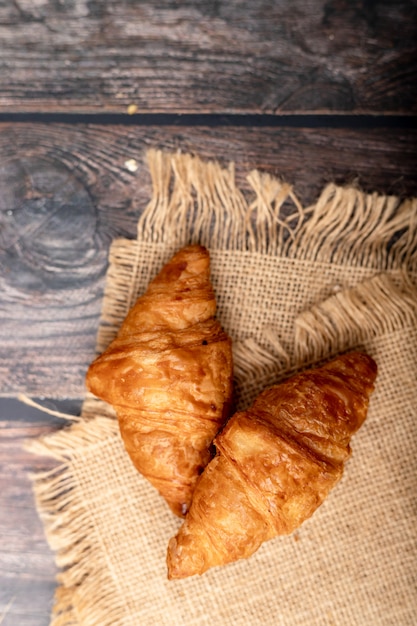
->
[86,244,233,517]
[167,351,377,577]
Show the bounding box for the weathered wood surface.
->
[1,123,417,398]
[1,0,416,114]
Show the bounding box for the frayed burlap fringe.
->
[294,272,417,364]
[139,149,417,267]
[18,394,82,423]
[27,150,417,626]
[95,150,416,354]
[26,418,122,626]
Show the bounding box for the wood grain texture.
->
[0,413,66,626]
[0,0,416,113]
[1,122,417,398]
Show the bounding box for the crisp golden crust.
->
[86,245,233,517]
[167,352,377,578]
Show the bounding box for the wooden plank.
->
[1,122,417,398]
[0,415,65,626]
[0,0,416,113]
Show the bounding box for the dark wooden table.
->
[1,2,416,624]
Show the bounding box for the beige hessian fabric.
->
[28,150,417,626]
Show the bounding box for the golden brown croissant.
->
[167,351,377,577]
[86,244,233,517]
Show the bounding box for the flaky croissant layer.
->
[86,244,233,517]
[167,351,377,578]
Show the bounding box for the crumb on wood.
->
[124,159,138,172]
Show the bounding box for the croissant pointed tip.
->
[166,564,183,581]
[150,244,212,295]
[168,242,208,262]
[331,350,378,391]
[167,538,182,580]
[167,534,207,580]
[344,350,377,370]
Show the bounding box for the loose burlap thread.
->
[28,150,417,626]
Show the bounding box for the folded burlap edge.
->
[25,150,417,626]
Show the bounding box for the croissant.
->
[86,244,233,517]
[167,351,377,577]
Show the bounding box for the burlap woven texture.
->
[29,150,417,626]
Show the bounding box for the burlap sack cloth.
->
[28,150,417,626]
